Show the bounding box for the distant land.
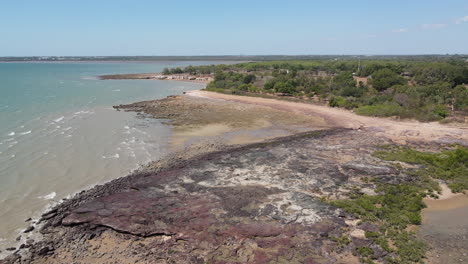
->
[1,54,468,62]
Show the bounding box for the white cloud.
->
[392,28,408,33]
[455,16,468,24]
[421,24,447,30]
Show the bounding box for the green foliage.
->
[341,85,365,97]
[331,183,428,263]
[331,235,352,247]
[332,71,356,91]
[243,74,257,84]
[355,103,405,117]
[329,96,347,108]
[375,146,468,193]
[357,247,374,257]
[274,81,296,94]
[171,58,468,121]
[371,69,406,91]
[431,104,448,118]
[453,85,468,111]
[331,184,425,228]
[390,230,427,264]
[411,63,468,86]
[325,145,468,263]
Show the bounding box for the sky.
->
[0,0,467,56]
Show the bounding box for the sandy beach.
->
[187,90,468,146]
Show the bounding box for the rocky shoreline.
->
[2,128,400,263]
[2,92,467,264]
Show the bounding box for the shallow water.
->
[0,61,211,254]
[420,194,468,264]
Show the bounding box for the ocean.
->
[0,61,210,253]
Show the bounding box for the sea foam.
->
[19,130,31,136]
[54,116,64,123]
[39,192,56,200]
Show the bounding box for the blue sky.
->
[1,0,467,56]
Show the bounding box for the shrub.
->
[375,146,468,193]
[274,81,296,95]
[329,96,347,108]
[431,104,448,118]
[243,74,256,84]
[354,103,405,117]
[341,86,365,97]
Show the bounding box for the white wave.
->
[74,110,91,115]
[63,127,72,131]
[102,153,120,159]
[54,116,64,123]
[7,132,15,136]
[124,126,130,129]
[112,89,121,92]
[39,192,56,200]
[19,130,31,135]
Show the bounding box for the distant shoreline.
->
[98,73,214,84]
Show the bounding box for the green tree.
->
[332,72,356,91]
[452,85,468,111]
[243,74,256,84]
[274,81,296,95]
[371,69,406,91]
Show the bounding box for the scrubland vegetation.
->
[165,57,468,121]
[331,146,467,263]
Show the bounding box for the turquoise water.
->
[0,62,210,254]
[0,62,207,130]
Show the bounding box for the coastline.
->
[98,73,213,84]
[2,79,467,263]
[187,90,468,146]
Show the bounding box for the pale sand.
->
[424,183,468,210]
[187,90,468,146]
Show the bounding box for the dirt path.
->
[188,90,468,146]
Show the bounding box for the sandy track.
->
[188,90,468,145]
